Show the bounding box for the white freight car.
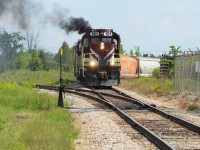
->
[138,57,160,76]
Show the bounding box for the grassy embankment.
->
[0,69,76,87]
[0,70,78,150]
[120,77,174,95]
[120,77,200,110]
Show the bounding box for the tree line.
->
[120,44,157,58]
[0,31,74,73]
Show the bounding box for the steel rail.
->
[110,87,200,134]
[64,88,146,107]
[36,85,200,133]
[64,88,175,150]
[36,85,59,90]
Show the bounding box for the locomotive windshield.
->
[91,37,112,44]
[91,38,101,44]
[102,38,111,43]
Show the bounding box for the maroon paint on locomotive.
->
[82,29,119,62]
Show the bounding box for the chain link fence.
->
[175,53,200,95]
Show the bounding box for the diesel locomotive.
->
[74,29,121,86]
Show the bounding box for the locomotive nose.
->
[99,49,106,58]
[100,42,105,50]
[99,58,107,66]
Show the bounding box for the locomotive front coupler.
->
[97,71,108,81]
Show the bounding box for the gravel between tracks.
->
[68,95,156,150]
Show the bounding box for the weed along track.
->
[37,85,200,149]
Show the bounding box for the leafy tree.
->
[64,43,74,71]
[160,45,182,78]
[169,46,182,74]
[16,50,31,69]
[120,44,126,54]
[129,49,134,56]
[169,45,182,57]
[134,46,141,57]
[30,50,42,71]
[0,31,25,71]
[38,49,50,71]
[54,41,74,71]
[149,53,156,58]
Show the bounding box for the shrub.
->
[152,67,160,78]
[187,104,199,111]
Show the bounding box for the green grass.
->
[187,104,199,111]
[0,69,76,87]
[120,77,200,111]
[0,83,78,150]
[120,77,174,95]
[0,83,54,110]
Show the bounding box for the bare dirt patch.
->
[118,84,200,111]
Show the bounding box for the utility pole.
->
[58,47,64,107]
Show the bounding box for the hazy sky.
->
[1,0,200,55]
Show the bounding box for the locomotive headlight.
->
[100,42,105,50]
[110,61,115,66]
[90,60,96,67]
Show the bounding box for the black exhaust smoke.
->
[47,6,92,34]
[60,17,92,34]
[0,0,33,30]
[0,0,92,34]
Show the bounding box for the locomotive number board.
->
[90,31,113,36]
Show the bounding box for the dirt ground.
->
[118,84,200,111]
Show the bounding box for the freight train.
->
[74,29,121,86]
[120,55,160,77]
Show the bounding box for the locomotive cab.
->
[74,29,121,86]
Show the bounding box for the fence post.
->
[181,53,185,91]
[174,56,176,92]
[189,52,193,93]
[196,60,200,95]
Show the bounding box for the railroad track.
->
[36,84,200,149]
